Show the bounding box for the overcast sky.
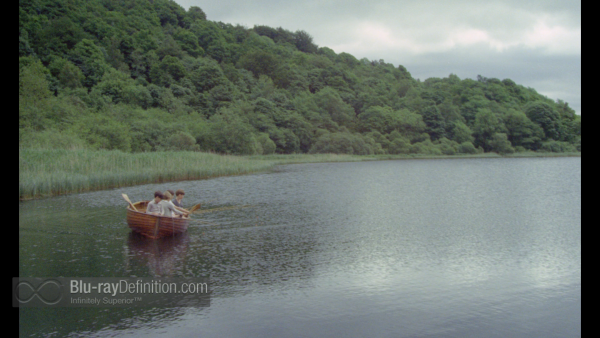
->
[173,0,581,114]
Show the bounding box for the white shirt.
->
[160,200,183,217]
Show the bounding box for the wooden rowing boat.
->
[126,201,190,239]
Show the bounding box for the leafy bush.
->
[161,131,200,151]
[457,142,477,154]
[436,137,459,155]
[257,133,276,155]
[488,133,514,154]
[19,129,88,150]
[309,132,374,155]
[539,140,577,153]
[410,140,442,155]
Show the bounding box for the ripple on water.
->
[19,158,580,337]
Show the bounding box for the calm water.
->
[19,157,581,337]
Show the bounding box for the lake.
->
[19,157,581,337]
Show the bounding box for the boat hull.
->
[126,201,189,239]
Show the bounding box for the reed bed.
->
[19,149,276,200]
[19,149,580,200]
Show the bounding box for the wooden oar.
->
[188,203,202,213]
[121,193,137,211]
[188,197,220,213]
[173,206,190,217]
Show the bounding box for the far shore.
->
[19,148,581,201]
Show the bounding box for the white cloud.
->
[326,14,580,56]
[522,18,581,54]
[173,0,581,113]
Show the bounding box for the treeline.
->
[19,0,581,156]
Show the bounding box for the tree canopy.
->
[19,0,580,155]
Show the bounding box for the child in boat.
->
[161,191,188,218]
[173,189,185,208]
[146,191,164,215]
[168,189,188,214]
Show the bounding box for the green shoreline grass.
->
[19,148,581,200]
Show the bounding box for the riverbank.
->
[251,151,581,164]
[19,148,580,200]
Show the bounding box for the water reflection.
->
[125,231,190,277]
[19,158,581,338]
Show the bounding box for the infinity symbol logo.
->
[15,279,63,305]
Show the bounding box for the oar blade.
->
[189,203,202,213]
[122,193,138,211]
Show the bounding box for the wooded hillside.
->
[19,0,581,155]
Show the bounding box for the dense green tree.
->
[388,135,411,154]
[436,137,459,155]
[256,133,276,154]
[524,101,562,141]
[420,105,447,141]
[174,29,204,57]
[129,49,159,81]
[198,110,259,154]
[185,6,207,25]
[394,109,427,141]
[133,30,159,52]
[156,35,183,59]
[457,141,477,154]
[77,114,132,152]
[190,20,231,62]
[438,98,464,124]
[293,30,318,53]
[48,57,84,89]
[539,140,577,153]
[153,0,186,27]
[313,87,355,129]
[309,131,374,155]
[357,106,395,133]
[409,139,442,155]
[237,50,281,80]
[503,109,544,150]
[189,59,227,92]
[19,58,52,130]
[162,131,200,151]
[472,108,506,151]
[365,131,390,151]
[449,121,474,144]
[488,133,514,154]
[69,39,111,88]
[35,16,85,61]
[149,55,186,86]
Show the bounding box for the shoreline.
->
[19,149,581,201]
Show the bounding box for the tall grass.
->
[19,149,276,200]
[19,149,580,200]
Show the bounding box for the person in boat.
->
[161,191,188,218]
[167,189,188,214]
[173,189,185,208]
[165,189,188,213]
[146,191,164,215]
